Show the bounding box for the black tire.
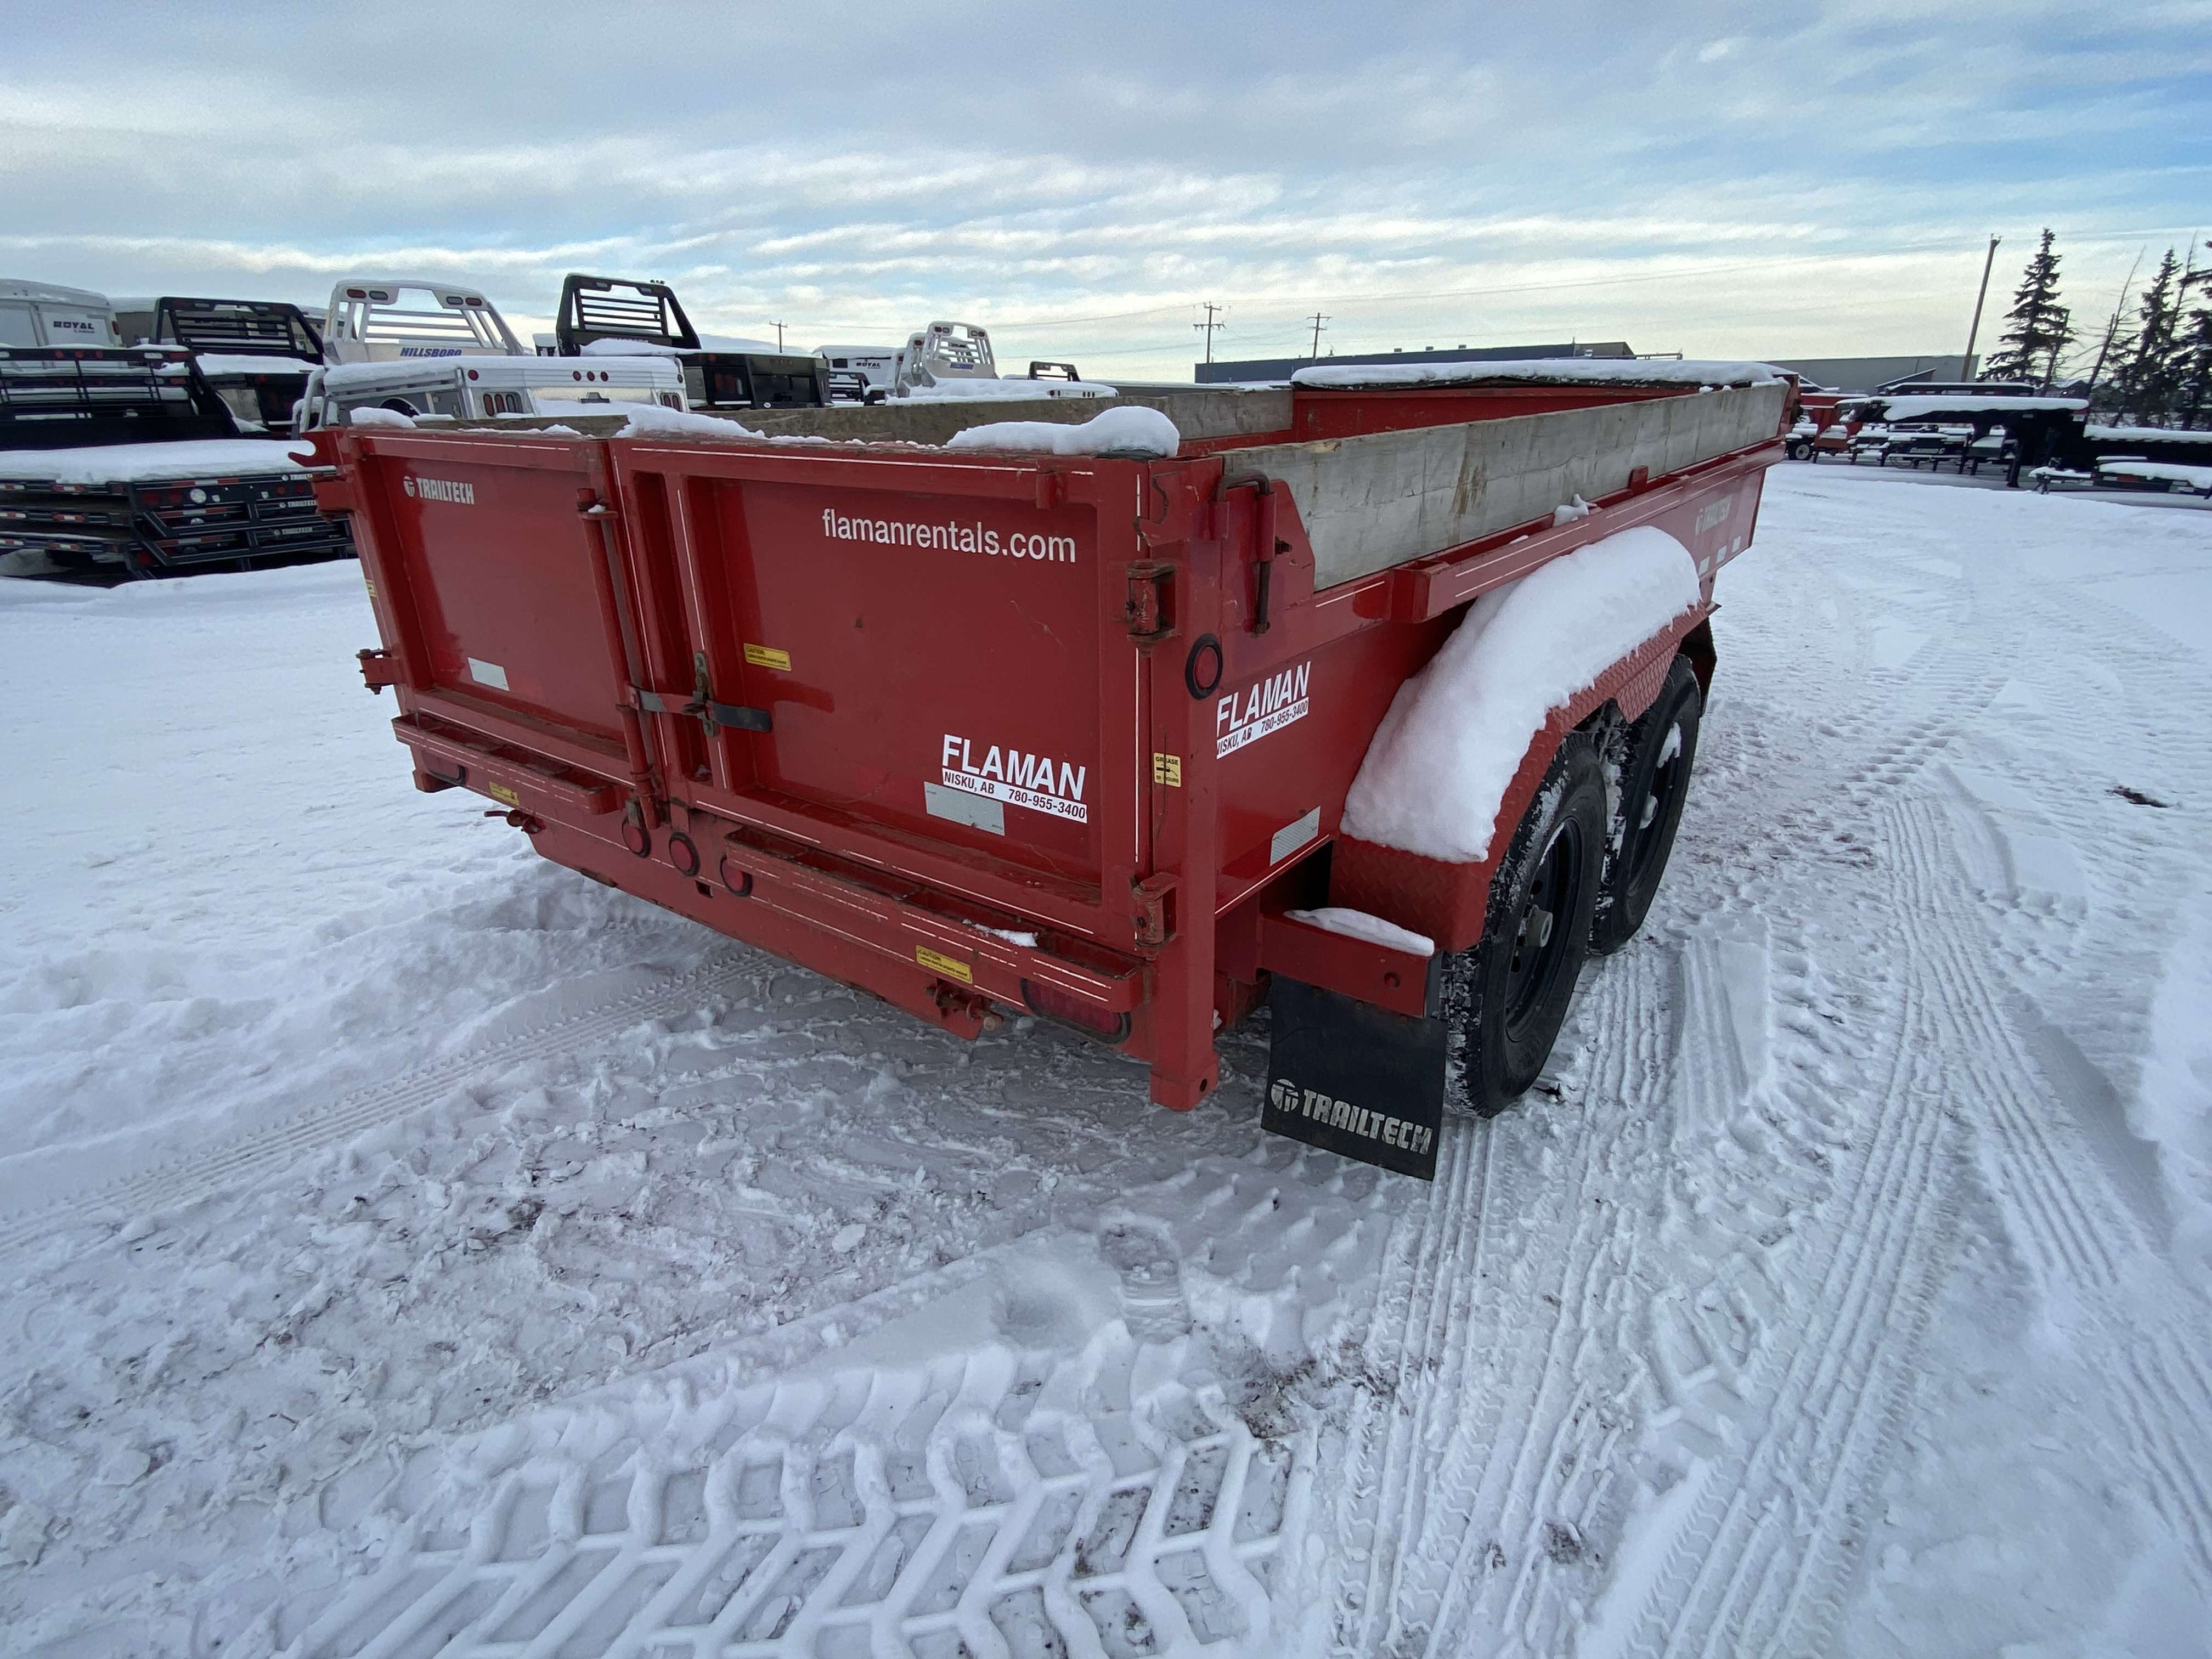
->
[1590,656,1701,956]
[1443,732,1607,1116]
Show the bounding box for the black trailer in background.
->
[554,275,830,411]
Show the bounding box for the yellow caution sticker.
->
[916,945,973,984]
[1152,752,1183,787]
[363,575,377,598]
[744,643,792,671]
[488,781,520,807]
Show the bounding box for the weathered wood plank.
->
[1234,383,1787,588]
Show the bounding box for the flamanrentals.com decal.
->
[1217,661,1311,757]
[821,510,1076,564]
[939,734,1088,822]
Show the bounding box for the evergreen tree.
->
[2115,247,2183,422]
[2179,245,2212,430]
[1983,228,2074,385]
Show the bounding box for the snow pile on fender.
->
[1286,906,1436,956]
[945,404,1180,459]
[346,406,414,429]
[1341,524,1701,862]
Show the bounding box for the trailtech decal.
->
[940,734,1088,822]
[402,475,475,505]
[1270,1077,1435,1158]
[1217,660,1311,758]
[1264,977,1446,1181]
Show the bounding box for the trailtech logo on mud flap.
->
[402,475,475,505]
[1217,660,1311,758]
[1268,1076,1436,1157]
[940,734,1088,822]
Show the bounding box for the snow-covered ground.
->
[2,466,2209,1658]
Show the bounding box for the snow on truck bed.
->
[191,353,317,377]
[2089,422,2212,446]
[4,471,2212,1658]
[0,437,317,484]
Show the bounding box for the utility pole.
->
[771,321,788,351]
[1194,302,1226,366]
[1962,235,2001,380]
[1306,311,1329,359]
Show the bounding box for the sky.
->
[4,0,2209,379]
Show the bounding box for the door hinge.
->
[1125,561,1176,645]
[633,651,773,737]
[357,647,399,692]
[1132,873,1177,949]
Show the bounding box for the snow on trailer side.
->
[325,368,1786,1173]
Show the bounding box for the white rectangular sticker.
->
[938,735,1088,823]
[924,781,1005,836]
[1218,661,1312,758]
[466,657,509,691]
[1271,807,1321,866]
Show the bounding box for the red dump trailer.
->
[317,363,1786,1177]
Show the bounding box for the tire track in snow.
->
[266,1333,1310,1659]
[1618,918,1955,1659]
[1375,966,1645,1656]
[1331,1080,1501,1652]
[1335,527,1972,1657]
[1891,796,2212,1585]
[0,950,760,1264]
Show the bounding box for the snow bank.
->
[0,438,318,484]
[944,405,1179,460]
[1291,358,1781,391]
[901,377,1119,401]
[1340,525,1701,862]
[1285,907,1436,956]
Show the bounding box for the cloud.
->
[2,0,2205,374]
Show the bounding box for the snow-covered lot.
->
[2,466,2209,1658]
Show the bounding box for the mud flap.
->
[1263,977,1447,1180]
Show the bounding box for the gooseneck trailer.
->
[318,363,1788,1175]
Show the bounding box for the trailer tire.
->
[1590,654,1701,957]
[1446,732,1606,1116]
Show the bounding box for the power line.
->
[1194,301,1226,365]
